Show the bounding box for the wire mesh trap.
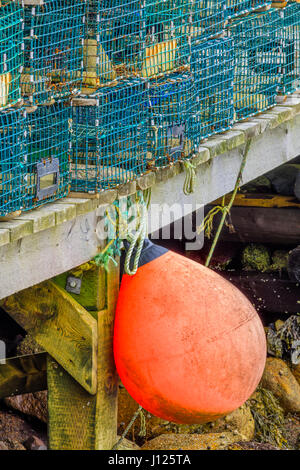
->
[228,9,281,122]
[0,107,26,217]
[277,3,300,94]
[225,0,272,19]
[189,37,234,150]
[0,0,23,109]
[24,101,71,210]
[71,78,148,193]
[147,72,194,167]
[21,0,86,105]
[83,0,226,89]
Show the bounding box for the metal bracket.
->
[36,158,60,201]
[66,276,82,295]
[167,123,185,159]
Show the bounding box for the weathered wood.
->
[48,260,119,450]
[213,193,300,209]
[288,246,300,283]
[53,263,106,314]
[0,211,100,300]
[95,260,119,450]
[0,281,98,394]
[221,271,300,316]
[206,206,300,245]
[0,353,47,399]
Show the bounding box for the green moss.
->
[242,244,271,272]
[270,250,289,273]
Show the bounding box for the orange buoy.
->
[114,241,266,424]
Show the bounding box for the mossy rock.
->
[242,244,271,272]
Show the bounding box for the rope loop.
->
[183,160,196,195]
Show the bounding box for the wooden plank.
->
[206,205,300,245]
[0,353,47,399]
[221,271,300,316]
[53,263,106,313]
[0,211,100,300]
[213,193,300,209]
[47,357,97,450]
[0,219,33,242]
[17,207,56,233]
[0,229,10,247]
[95,260,119,450]
[0,281,98,394]
[48,261,119,450]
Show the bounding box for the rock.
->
[260,358,300,413]
[118,388,254,442]
[199,404,255,441]
[16,334,44,355]
[23,436,47,451]
[242,244,271,272]
[115,438,141,451]
[291,363,300,387]
[5,391,47,423]
[0,441,9,450]
[142,432,240,450]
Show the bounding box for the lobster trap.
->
[228,9,281,121]
[0,107,26,217]
[278,3,300,94]
[147,72,194,167]
[0,0,23,109]
[21,0,86,105]
[225,0,272,19]
[24,101,71,210]
[189,38,234,149]
[83,0,225,89]
[71,78,148,192]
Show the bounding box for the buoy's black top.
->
[121,239,168,277]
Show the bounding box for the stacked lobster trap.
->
[225,0,272,19]
[228,8,282,121]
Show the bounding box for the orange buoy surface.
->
[114,246,266,424]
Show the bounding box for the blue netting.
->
[228,9,281,122]
[0,107,26,217]
[278,3,300,94]
[21,0,86,105]
[226,0,272,19]
[24,101,71,210]
[189,38,234,150]
[71,78,148,192]
[0,0,23,109]
[148,72,194,167]
[83,0,225,89]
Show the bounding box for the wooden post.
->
[48,259,119,450]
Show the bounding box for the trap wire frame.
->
[0,0,24,110]
[83,0,226,89]
[225,0,272,19]
[228,8,281,122]
[71,77,148,193]
[278,2,300,94]
[24,100,71,210]
[189,37,235,152]
[21,0,86,105]
[0,107,27,217]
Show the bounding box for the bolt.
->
[70,280,77,288]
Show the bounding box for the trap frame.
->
[0,0,23,109]
[24,100,71,209]
[71,78,148,192]
[228,8,281,121]
[0,107,26,217]
[21,0,86,105]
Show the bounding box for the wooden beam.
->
[213,193,300,209]
[0,281,97,395]
[0,353,47,399]
[206,205,300,245]
[48,260,119,450]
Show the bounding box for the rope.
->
[112,405,143,450]
[204,138,252,267]
[124,200,148,276]
[183,160,196,195]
